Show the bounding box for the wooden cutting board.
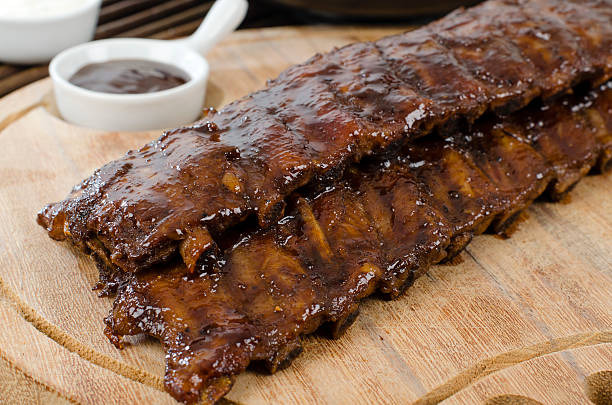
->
[0,26,611,405]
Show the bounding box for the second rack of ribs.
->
[105,83,612,404]
[37,0,612,276]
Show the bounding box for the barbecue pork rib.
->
[105,83,612,404]
[38,0,612,277]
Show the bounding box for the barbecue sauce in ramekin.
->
[69,59,190,94]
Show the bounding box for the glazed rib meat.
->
[105,83,612,404]
[37,0,612,277]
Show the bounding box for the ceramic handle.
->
[182,0,249,55]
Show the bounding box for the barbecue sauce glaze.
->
[69,59,189,94]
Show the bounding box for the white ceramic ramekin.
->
[49,0,247,131]
[0,0,102,64]
[49,38,210,131]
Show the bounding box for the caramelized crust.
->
[105,84,612,404]
[38,0,612,275]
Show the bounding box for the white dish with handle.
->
[49,0,248,131]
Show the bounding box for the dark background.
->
[0,0,481,97]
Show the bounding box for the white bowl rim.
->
[49,38,210,102]
[0,0,102,23]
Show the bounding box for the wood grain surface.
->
[0,26,611,405]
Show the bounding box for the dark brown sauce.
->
[69,59,190,94]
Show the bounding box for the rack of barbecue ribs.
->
[104,82,612,404]
[37,0,612,403]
